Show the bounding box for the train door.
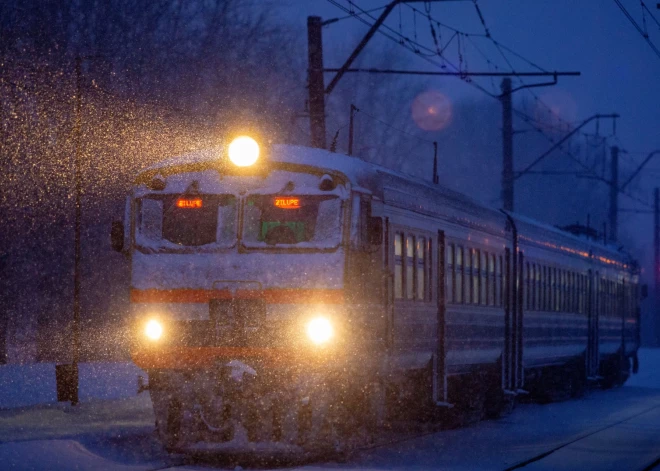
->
[433,230,449,405]
[503,247,524,392]
[586,270,599,378]
[384,217,393,348]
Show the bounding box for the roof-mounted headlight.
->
[228,135,260,167]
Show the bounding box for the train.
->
[111,135,643,453]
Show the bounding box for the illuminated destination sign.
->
[176,198,203,209]
[273,197,301,209]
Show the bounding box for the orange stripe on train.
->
[130,288,344,304]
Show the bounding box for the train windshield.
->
[136,194,237,249]
[242,194,342,248]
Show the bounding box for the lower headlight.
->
[306,317,334,345]
[145,319,163,341]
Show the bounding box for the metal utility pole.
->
[501,78,514,211]
[71,56,83,406]
[609,146,619,243]
[307,16,326,149]
[348,104,357,156]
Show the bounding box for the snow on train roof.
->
[143,144,377,181]
[141,144,633,266]
[142,143,493,212]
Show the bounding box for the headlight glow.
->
[306,317,334,345]
[145,319,163,341]
[228,136,260,167]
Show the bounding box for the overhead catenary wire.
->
[641,1,660,31]
[613,0,660,60]
[326,1,651,207]
[354,106,437,145]
[322,5,388,26]
[328,0,598,164]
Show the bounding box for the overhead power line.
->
[323,1,649,207]
[613,0,660,60]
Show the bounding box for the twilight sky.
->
[283,0,660,199]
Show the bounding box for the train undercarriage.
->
[144,350,634,456]
[146,360,388,455]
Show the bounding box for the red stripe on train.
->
[132,347,295,369]
[130,288,344,304]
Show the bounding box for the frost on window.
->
[216,199,237,245]
[138,198,163,242]
[311,198,341,245]
[136,194,236,250]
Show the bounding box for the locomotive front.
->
[120,137,369,452]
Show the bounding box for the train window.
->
[578,274,582,314]
[525,263,530,310]
[243,194,340,247]
[416,237,426,301]
[549,268,555,312]
[406,235,414,299]
[550,267,558,311]
[527,263,536,311]
[548,268,553,311]
[567,272,572,313]
[572,272,577,313]
[560,270,565,312]
[532,263,540,311]
[456,246,464,303]
[138,197,163,242]
[428,238,433,302]
[558,270,563,312]
[540,266,545,311]
[473,249,480,305]
[497,255,503,307]
[561,271,565,312]
[604,280,609,316]
[566,271,570,312]
[162,194,236,247]
[465,248,472,304]
[534,265,539,311]
[554,268,560,312]
[567,272,572,312]
[544,267,552,311]
[488,254,495,306]
[529,264,534,311]
[394,233,403,299]
[447,244,454,303]
[582,274,586,314]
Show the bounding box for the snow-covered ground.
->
[626,348,660,389]
[0,362,145,409]
[0,350,659,470]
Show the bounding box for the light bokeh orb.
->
[411,90,453,131]
[534,89,578,134]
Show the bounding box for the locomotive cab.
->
[118,139,392,451]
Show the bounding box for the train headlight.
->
[145,319,163,341]
[228,136,260,167]
[306,316,334,345]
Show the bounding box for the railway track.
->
[140,398,660,471]
[501,402,660,471]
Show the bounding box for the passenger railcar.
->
[112,138,642,452]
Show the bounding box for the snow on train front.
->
[119,137,378,453]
